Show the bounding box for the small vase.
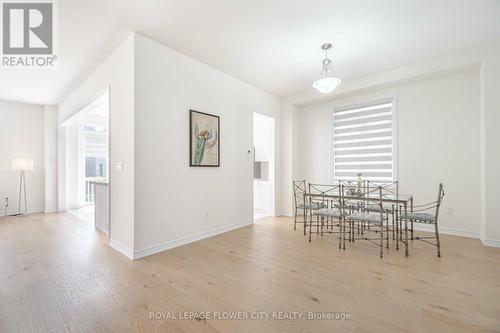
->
[356,173,362,195]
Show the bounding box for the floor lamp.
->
[12,158,33,216]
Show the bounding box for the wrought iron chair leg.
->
[351,220,354,243]
[411,219,414,240]
[380,221,384,258]
[435,222,441,257]
[400,216,403,244]
[294,207,298,230]
[303,208,307,235]
[309,217,312,242]
[392,210,395,240]
[395,211,399,250]
[338,219,342,249]
[398,206,403,243]
[386,215,390,249]
[353,220,355,235]
[342,220,346,250]
[354,221,357,241]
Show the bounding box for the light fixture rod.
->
[312,42,341,94]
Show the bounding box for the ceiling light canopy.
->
[312,43,341,94]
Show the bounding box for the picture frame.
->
[189,110,220,167]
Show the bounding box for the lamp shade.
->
[12,158,33,171]
[312,77,342,94]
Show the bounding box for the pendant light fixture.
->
[312,43,341,94]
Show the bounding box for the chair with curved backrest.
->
[365,180,398,244]
[345,185,386,258]
[336,179,367,242]
[307,183,343,247]
[292,180,321,234]
[402,183,445,257]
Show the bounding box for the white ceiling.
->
[1,0,500,106]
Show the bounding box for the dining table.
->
[304,190,414,257]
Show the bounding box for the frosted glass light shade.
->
[312,77,341,94]
[12,158,33,171]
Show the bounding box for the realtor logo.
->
[3,2,52,54]
[1,1,56,67]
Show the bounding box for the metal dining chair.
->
[337,180,365,238]
[307,183,345,249]
[293,180,322,234]
[345,186,386,258]
[401,183,445,257]
[364,181,398,244]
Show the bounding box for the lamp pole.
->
[18,170,27,215]
[12,158,32,216]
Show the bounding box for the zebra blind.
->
[333,100,394,182]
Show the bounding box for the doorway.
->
[253,112,275,220]
[62,91,110,234]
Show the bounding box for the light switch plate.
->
[115,162,123,172]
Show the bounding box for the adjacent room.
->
[62,90,110,232]
[0,1,499,332]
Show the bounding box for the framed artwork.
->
[189,110,220,167]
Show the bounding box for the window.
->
[85,156,108,178]
[83,122,108,179]
[333,99,395,182]
[83,124,106,133]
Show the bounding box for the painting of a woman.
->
[190,110,220,166]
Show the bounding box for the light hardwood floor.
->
[0,213,499,333]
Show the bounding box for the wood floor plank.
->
[0,213,499,333]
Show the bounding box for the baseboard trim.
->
[410,223,480,239]
[278,212,293,217]
[482,238,500,248]
[133,219,254,260]
[1,209,44,217]
[109,239,134,259]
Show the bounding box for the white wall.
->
[277,102,298,216]
[133,34,281,256]
[58,34,135,252]
[0,100,45,215]
[295,69,481,236]
[61,117,82,210]
[44,106,58,213]
[481,45,500,246]
[57,33,281,258]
